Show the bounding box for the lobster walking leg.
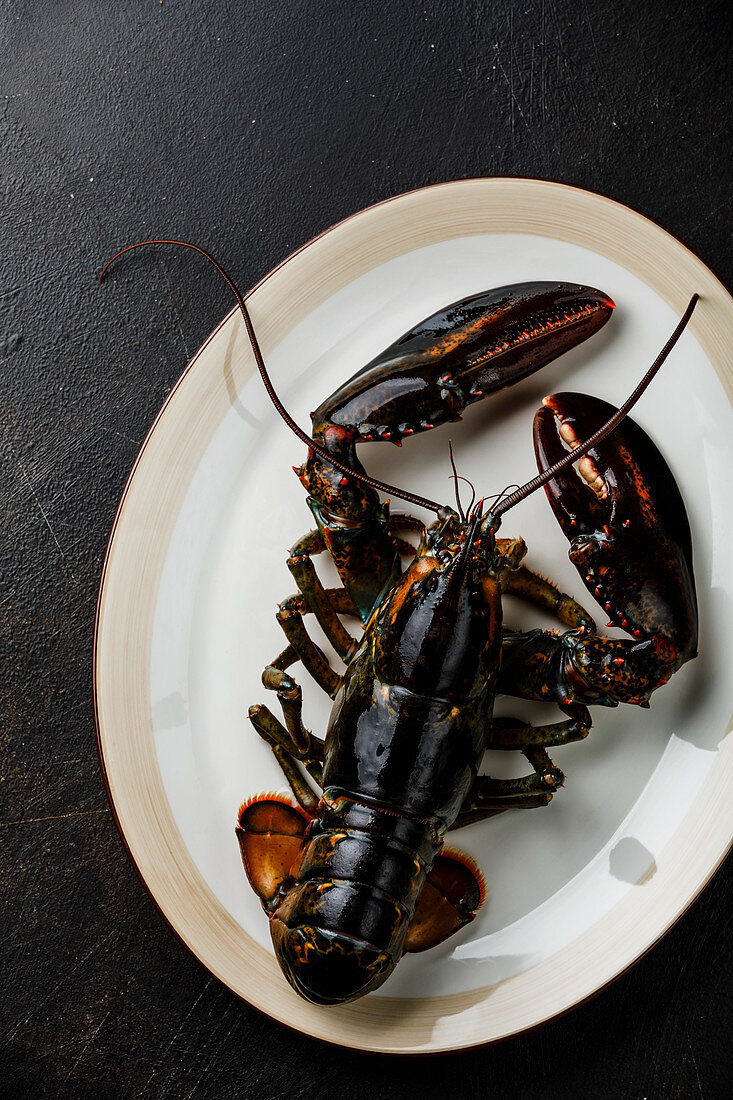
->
[248,699,323,763]
[287,528,379,605]
[475,752,564,798]
[486,704,592,749]
[248,688,324,813]
[387,513,425,558]
[261,663,311,755]
[271,583,359,696]
[450,750,564,830]
[287,554,356,661]
[502,565,596,631]
[452,791,555,828]
[277,600,342,697]
[275,531,363,673]
[248,717,321,815]
[388,513,426,536]
[259,593,356,756]
[272,746,319,813]
[253,582,362,798]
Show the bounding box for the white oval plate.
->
[95,179,733,1053]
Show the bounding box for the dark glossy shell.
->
[312,282,614,443]
[534,393,698,664]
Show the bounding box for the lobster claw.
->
[300,282,614,529]
[311,282,614,448]
[533,393,698,669]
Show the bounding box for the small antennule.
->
[448,440,475,522]
[491,295,699,519]
[448,440,465,521]
[99,239,445,515]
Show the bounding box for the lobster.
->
[100,241,699,1007]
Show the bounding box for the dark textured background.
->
[2,1,731,1096]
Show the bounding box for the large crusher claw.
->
[533,392,698,672]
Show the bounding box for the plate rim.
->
[94,175,733,1053]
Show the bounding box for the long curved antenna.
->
[99,239,445,515]
[491,295,699,519]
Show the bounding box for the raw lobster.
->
[100,242,698,1006]
[238,284,698,1004]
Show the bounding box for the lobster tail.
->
[268,793,435,1004]
[269,918,394,1004]
[238,792,485,1005]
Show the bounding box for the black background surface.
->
[2,2,731,1097]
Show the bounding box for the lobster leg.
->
[289,528,327,556]
[452,792,553,828]
[450,750,564,830]
[276,599,342,697]
[260,663,312,758]
[271,579,360,697]
[502,565,596,631]
[486,704,591,749]
[388,512,425,558]
[287,554,356,661]
[389,513,427,536]
[285,531,362,658]
[470,752,563,800]
[258,586,358,752]
[248,699,323,765]
[271,526,367,695]
[248,696,323,814]
[268,741,320,814]
[252,581,363,796]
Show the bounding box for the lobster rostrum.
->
[100,242,699,1007]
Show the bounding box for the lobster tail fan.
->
[404,851,485,953]
[236,797,308,913]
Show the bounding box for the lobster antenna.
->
[448,440,468,522]
[98,239,445,515]
[460,476,477,519]
[481,482,521,515]
[459,500,486,567]
[491,294,699,519]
